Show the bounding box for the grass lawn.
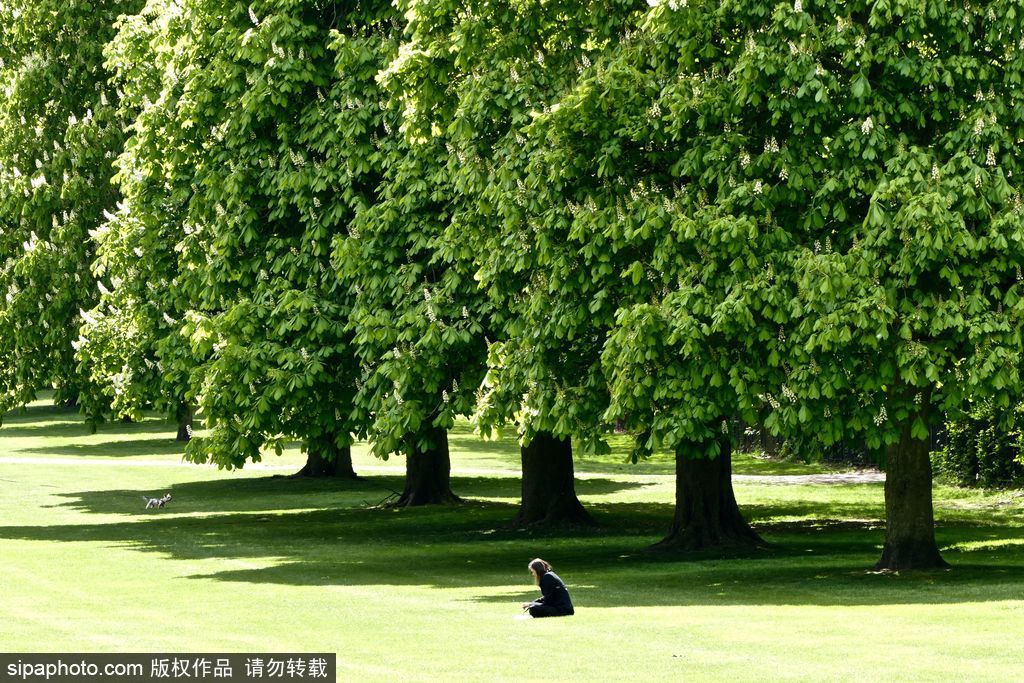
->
[3,397,1024,681]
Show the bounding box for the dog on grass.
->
[142,493,172,509]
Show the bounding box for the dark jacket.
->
[534,571,574,614]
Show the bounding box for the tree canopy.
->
[591,0,1024,566]
[0,0,141,415]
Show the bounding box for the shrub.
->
[933,402,1024,488]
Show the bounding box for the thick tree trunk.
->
[656,434,761,551]
[294,439,357,479]
[513,431,594,526]
[875,402,948,571]
[175,402,193,442]
[395,427,459,506]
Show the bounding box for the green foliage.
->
[432,0,792,455]
[529,0,1024,457]
[710,0,1024,446]
[9,0,1024,488]
[0,0,141,415]
[74,1,195,429]
[97,0,404,466]
[382,0,646,452]
[330,2,508,458]
[935,401,1024,487]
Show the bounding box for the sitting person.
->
[521,558,574,618]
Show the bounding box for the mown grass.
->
[3,396,1024,681]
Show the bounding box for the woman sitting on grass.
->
[521,558,574,618]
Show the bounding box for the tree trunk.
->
[513,431,594,526]
[395,427,459,506]
[294,439,357,479]
[175,402,193,442]
[875,401,948,571]
[656,433,761,551]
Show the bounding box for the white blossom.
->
[873,406,888,426]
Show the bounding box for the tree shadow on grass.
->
[20,435,188,458]
[6,488,1024,606]
[41,473,648,516]
[1,408,178,440]
[1,417,95,439]
[1,400,77,423]
[459,474,650,500]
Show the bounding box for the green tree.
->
[0,0,141,415]
[601,0,1024,568]
[76,1,197,440]
[330,4,513,505]
[451,4,766,548]
[104,0,405,477]
[386,0,645,523]
[333,128,486,502]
